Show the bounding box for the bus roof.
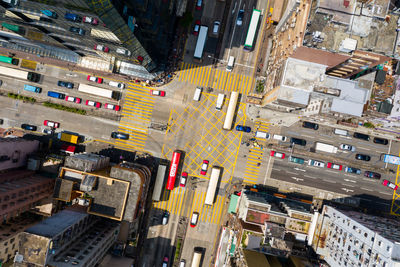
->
[194,26,208,59]
[244,9,261,48]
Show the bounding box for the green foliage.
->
[7,92,36,103]
[255,80,265,93]
[363,122,375,129]
[174,239,182,261]
[43,102,86,115]
[180,12,194,28]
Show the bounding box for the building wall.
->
[0,139,39,171]
[0,234,19,264]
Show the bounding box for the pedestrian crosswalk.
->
[178,62,255,95]
[243,121,270,184]
[115,83,155,151]
[153,186,226,225]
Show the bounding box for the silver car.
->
[340,144,356,151]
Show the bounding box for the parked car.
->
[150,89,166,96]
[382,179,398,190]
[213,21,220,34]
[85,100,101,108]
[327,162,342,171]
[270,150,285,159]
[374,137,388,145]
[111,132,129,140]
[355,154,371,161]
[236,125,251,132]
[344,167,361,175]
[65,96,82,103]
[83,16,99,25]
[237,9,244,26]
[190,212,199,227]
[302,121,319,130]
[69,26,85,35]
[57,80,74,89]
[44,120,59,128]
[195,0,202,10]
[364,171,381,179]
[109,81,125,89]
[104,103,121,111]
[21,124,37,131]
[339,144,356,151]
[290,137,306,146]
[289,156,305,164]
[162,256,169,267]
[94,44,109,52]
[193,20,201,35]
[308,159,325,168]
[87,75,103,84]
[200,160,209,175]
[180,172,188,187]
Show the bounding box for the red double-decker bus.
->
[166,150,182,190]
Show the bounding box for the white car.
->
[340,144,356,151]
[308,159,325,168]
[116,47,131,56]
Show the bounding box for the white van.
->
[226,56,235,71]
[179,260,186,267]
[109,81,125,89]
[215,93,225,110]
[255,131,270,139]
[334,128,349,136]
[273,134,287,142]
[193,87,202,101]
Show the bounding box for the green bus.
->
[0,55,19,65]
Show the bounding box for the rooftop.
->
[304,0,396,55]
[25,209,88,238]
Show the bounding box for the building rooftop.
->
[304,0,396,55]
[25,209,87,238]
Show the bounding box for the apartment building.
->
[0,138,39,171]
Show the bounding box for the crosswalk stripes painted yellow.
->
[115,84,155,151]
[178,62,254,94]
[243,121,270,183]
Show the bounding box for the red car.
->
[85,100,101,108]
[327,162,342,171]
[382,179,398,190]
[195,0,202,10]
[104,103,121,111]
[44,120,59,128]
[193,20,201,35]
[200,160,209,175]
[94,44,109,52]
[180,172,188,187]
[150,89,166,96]
[87,75,103,84]
[65,96,82,103]
[270,150,285,159]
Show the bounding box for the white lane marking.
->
[342,183,355,188]
[362,178,375,182]
[380,191,392,196]
[323,179,337,183]
[344,174,357,177]
[358,147,371,151]
[286,171,296,175]
[302,134,314,139]
[344,178,356,183]
[291,176,303,181]
[304,175,316,179]
[326,170,338,174]
[294,167,306,172]
[361,187,373,191]
[341,188,354,193]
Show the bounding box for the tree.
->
[180,12,193,28]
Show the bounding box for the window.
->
[364,233,368,238]
[387,246,391,252]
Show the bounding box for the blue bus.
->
[24,84,41,93]
[47,91,65,99]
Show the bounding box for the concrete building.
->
[0,169,54,222]
[0,0,177,78]
[0,138,39,171]
[54,155,151,222]
[64,153,110,173]
[14,209,120,267]
[312,205,400,267]
[237,188,317,258]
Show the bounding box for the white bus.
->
[152,163,168,201]
[0,65,40,82]
[223,91,239,130]
[244,9,261,50]
[78,84,119,100]
[204,166,221,206]
[194,26,208,59]
[191,249,203,267]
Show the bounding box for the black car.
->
[57,80,74,89]
[21,124,37,131]
[373,137,388,145]
[364,171,381,179]
[355,154,371,161]
[111,132,129,140]
[69,26,85,35]
[302,121,319,130]
[353,132,370,141]
[290,137,307,146]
